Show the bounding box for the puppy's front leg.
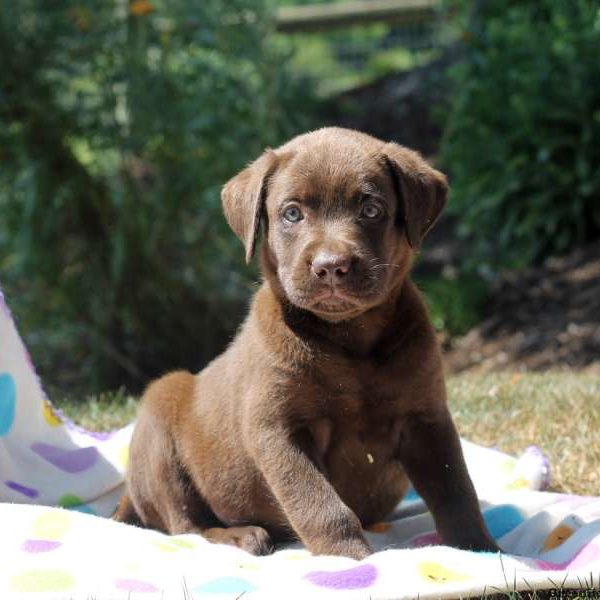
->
[398,410,499,552]
[252,423,372,560]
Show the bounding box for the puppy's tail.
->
[112,493,142,527]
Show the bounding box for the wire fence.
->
[275,0,454,95]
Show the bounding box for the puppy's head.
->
[222,128,447,322]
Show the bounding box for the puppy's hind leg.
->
[113,493,143,527]
[165,468,274,555]
[141,450,274,556]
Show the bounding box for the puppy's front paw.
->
[466,537,501,553]
[450,532,500,553]
[341,538,373,561]
[310,535,372,560]
[205,525,274,555]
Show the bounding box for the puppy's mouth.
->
[282,270,387,319]
[309,288,360,313]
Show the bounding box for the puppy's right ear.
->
[221,150,278,263]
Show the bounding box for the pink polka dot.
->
[553,495,593,511]
[536,541,600,571]
[21,540,62,553]
[115,579,158,593]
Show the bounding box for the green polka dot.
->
[58,494,96,514]
[58,493,83,508]
[11,569,74,593]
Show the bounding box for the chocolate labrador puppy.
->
[114,127,497,559]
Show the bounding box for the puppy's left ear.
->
[383,142,448,249]
[221,150,279,263]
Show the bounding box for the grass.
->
[56,388,138,432]
[447,372,600,497]
[56,372,600,497]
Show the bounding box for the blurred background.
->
[1,0,599,401]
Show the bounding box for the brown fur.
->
[114,127,497,559]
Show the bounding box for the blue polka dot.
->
[483,504,525,539]
[0,373,16,437]
[404,487,421,502]
[194,577,257,594]
[66,504,96,516]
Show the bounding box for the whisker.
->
[369,263,402,270]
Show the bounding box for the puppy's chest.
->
[304,370,407,478]
[309,365,407,442]
[318,363,403,416]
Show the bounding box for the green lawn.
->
[447,372,599,497]
[56,372,599,497]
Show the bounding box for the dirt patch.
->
[444,241,600,374]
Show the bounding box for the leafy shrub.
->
[0,0,316,395]
[441,0,600,269]
[418,272,488,336]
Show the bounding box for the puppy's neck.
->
[255,277,414,358]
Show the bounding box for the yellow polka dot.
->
[118,445,129,469]
[366,522,392,534]
[153,541,179,553]
[237,561,260,571]
[153,537,194,552]
[506,477,530,490]
[42,399,62,426]
[542,524,574,551]
[418,562,471,584]
[122,560,142,572]
[169,537,195,549]
[499,457,517,473]
[32,510,72,541]
[280,550,310,560]
[11,570,74,593]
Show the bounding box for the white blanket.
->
[1,285,599,599]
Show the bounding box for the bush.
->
[418,272,488,336]
[0,0,316,395]
[441,0,600,269]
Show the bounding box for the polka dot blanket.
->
[1,286,599,599]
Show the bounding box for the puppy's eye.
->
[360,203,382,220]
[283,206,303,223]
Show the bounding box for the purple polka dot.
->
[5,480,39,498]
[523,445,551,490]
[31,443,98,473]
[83,429,115,441]
[21,539,62,553]
[115,579,158,593]
[305,564,377,589]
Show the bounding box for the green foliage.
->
[441,0,600,269]
[418,272,488,336]
[0,0,316,394]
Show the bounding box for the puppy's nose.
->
[311,253,355,282]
